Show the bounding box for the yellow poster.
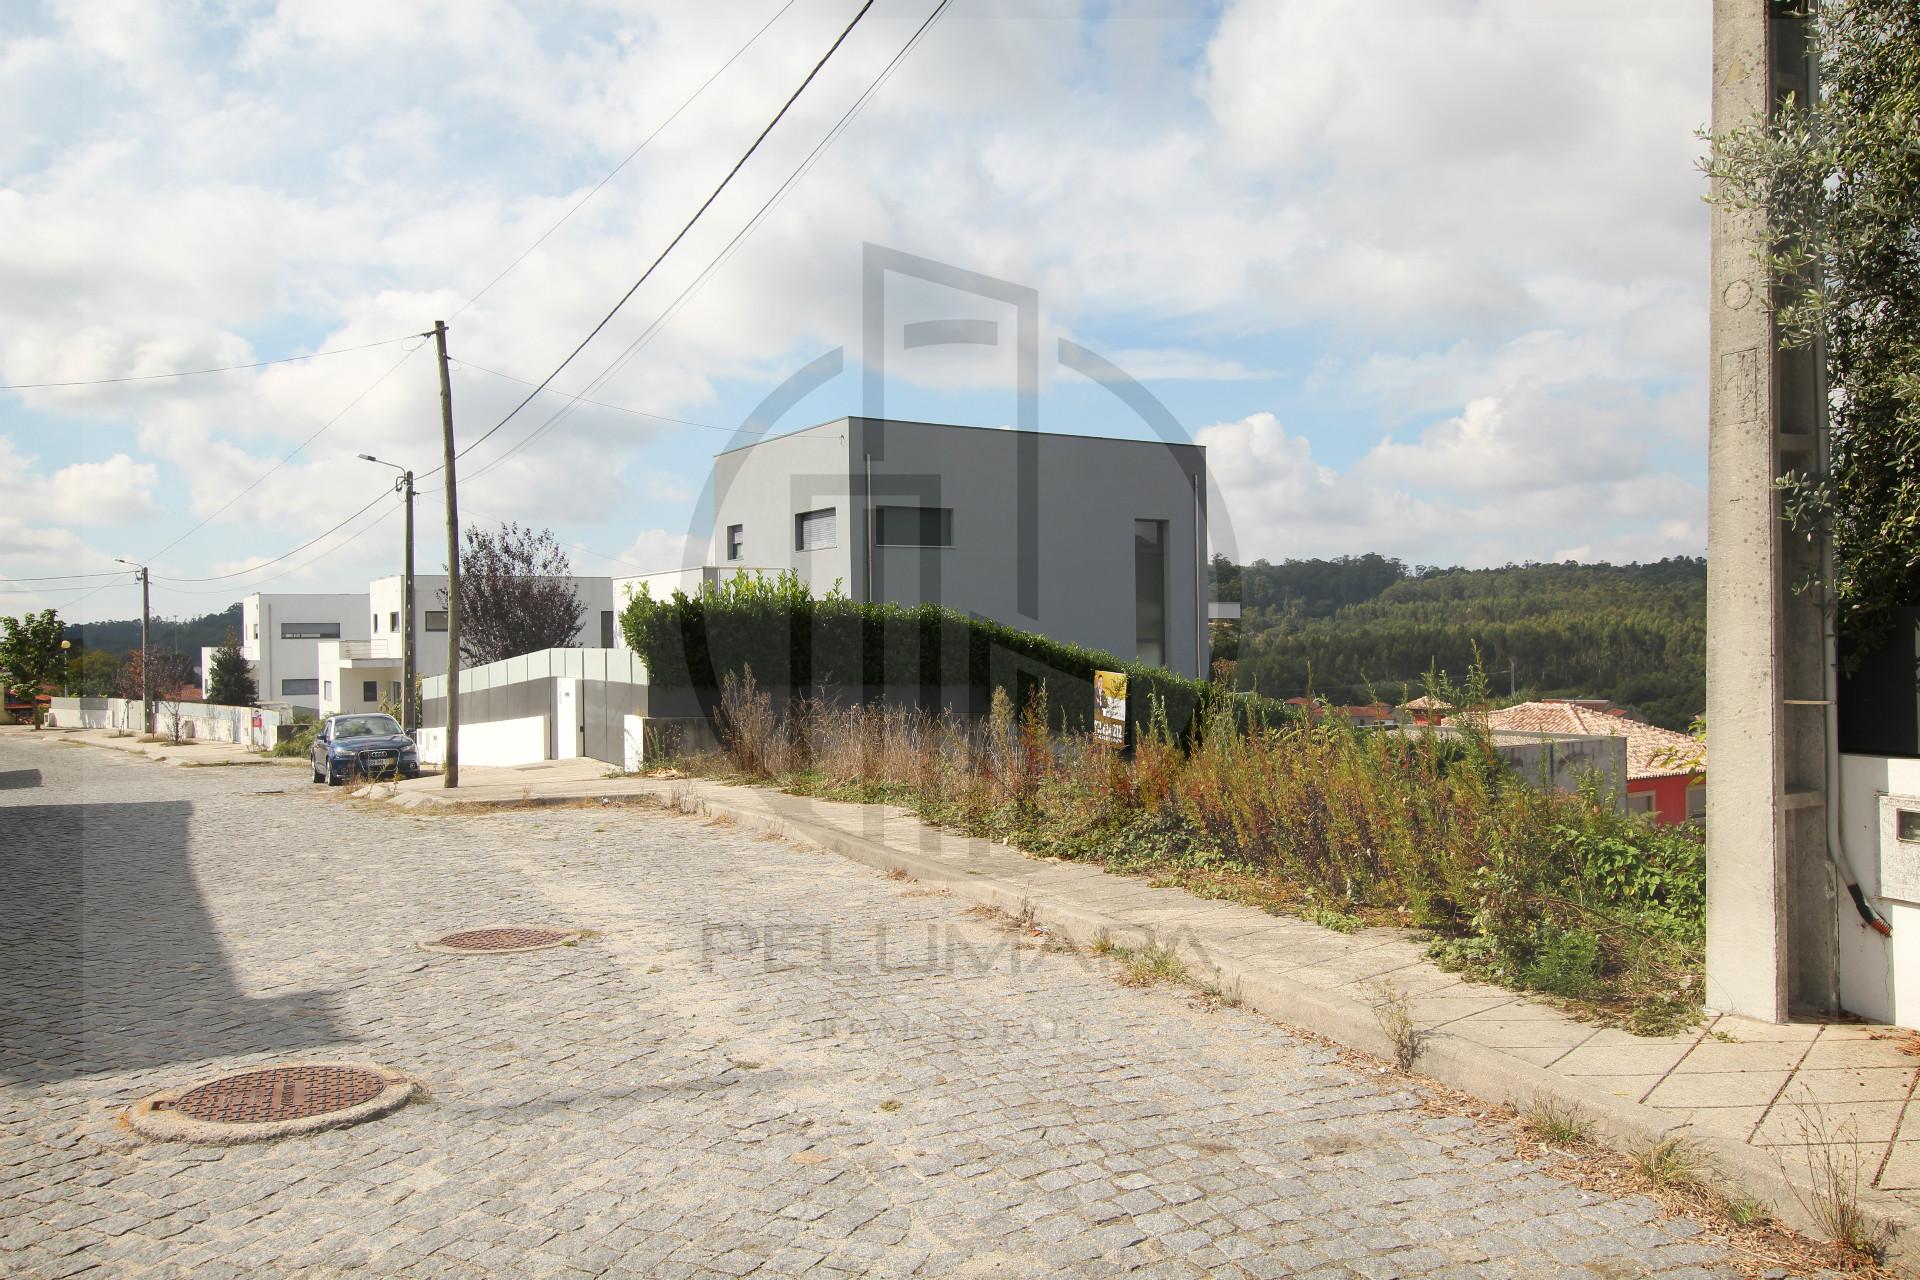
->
[1093,670,1128,746]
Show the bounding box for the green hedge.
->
[620,571,1225,740]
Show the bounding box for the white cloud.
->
[0,0,1714,610]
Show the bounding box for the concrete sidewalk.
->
[45,725,301,768]
[384,760,1920,1259]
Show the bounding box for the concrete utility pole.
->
[433,320,461,789]
[116,558,150,736]
[1706,0,1839,1021]
[359,456,417,731]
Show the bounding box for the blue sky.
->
[1,0,1711,623]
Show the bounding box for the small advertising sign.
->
[1093,670,1128,747]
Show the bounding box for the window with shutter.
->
[795,508,837,551]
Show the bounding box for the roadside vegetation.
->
[681,656,1705,1034]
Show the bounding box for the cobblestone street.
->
[0,733,1796,1278]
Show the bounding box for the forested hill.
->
[63,604,242,664]
[1217,556,1706,730]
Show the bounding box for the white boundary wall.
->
[415,717,548,768]
[45,697,291,750]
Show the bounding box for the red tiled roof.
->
[1457,701,1705,780]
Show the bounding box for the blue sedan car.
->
[310,713,421,785]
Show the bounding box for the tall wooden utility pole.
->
[433,320,461,788]
[400,468,416,732]
[117,558,150,735]
[139,565,151,736]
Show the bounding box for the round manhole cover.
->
[419,926,586,955]
[126,1062,417,1145]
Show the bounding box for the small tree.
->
[206,629,257,707]
[115,650,196,703]
[445,522,585,667]
[0,609,63,728]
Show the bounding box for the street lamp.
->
[60,638,70,697]
[358,454,417,731]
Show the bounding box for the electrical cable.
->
[422,0,880,481]
[153,488,395,583]
[84,0,802,586]
[450,0,798,321]
[461,0,951,483]
[0,333,422,391]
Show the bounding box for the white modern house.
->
[618,417,1211,679]
[313,573,618,718]
[200,593,369,711]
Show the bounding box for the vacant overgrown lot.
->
[695,666,1705,1034]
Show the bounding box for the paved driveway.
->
[0,733,1777,1278]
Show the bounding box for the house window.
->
[1627,791,1656,814]
[1687,784,1707,822]
[875,506,953,547]
[372,613,380,633]
[726,524,744,560]
[323,680,333,700]
[280,678,319,697]
[281,622,341,640]
[600,610,614,648]
[251,622,258,640]
[1134,519,1166,668]
[425,610,448,632]
[390,681,402,703]
[795,508,836,551]
[390,610,400,632]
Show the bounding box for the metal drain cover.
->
[420,926,585,954]
[126,1062,416,1144]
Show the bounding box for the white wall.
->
[245,592,370,709]
[45,697,289,749]
[415,716,547,768]
[1837,754,1920,1027]
[370,573,616,680]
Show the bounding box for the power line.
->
[450,0,798,321]
[142,340,429,566]
[153,487,396,583]
[0,569,128,584]
[114,3,801,581]
[0,333,423,391]
[462,0,951,482]
[425,0,881,481]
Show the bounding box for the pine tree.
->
[206,630,257,707]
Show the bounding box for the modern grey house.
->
[631,417,1209,680]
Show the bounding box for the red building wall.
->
[1629,774,1697,826]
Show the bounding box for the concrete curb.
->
[609,776,1917,1264]
[124,1062,420,1146]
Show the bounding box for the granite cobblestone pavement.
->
[0,733,1818,1277]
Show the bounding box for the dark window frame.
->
[280,622,342,640]
[874,505,954,548]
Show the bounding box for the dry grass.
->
[1783,1099,1895,1264]
[1522,1096,1596,1149]
[1368,979,1422,1071]
[1115,941,1188,988]
[1629,1135,1703,1190]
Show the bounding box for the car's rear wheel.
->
[311,755,323,784]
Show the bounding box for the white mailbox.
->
[1877,793,1920,905]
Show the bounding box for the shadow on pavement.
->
[0,769,41,790]
[0,799,348,1086]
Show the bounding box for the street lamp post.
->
[60,639,71,697]
[358,455,416,732]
